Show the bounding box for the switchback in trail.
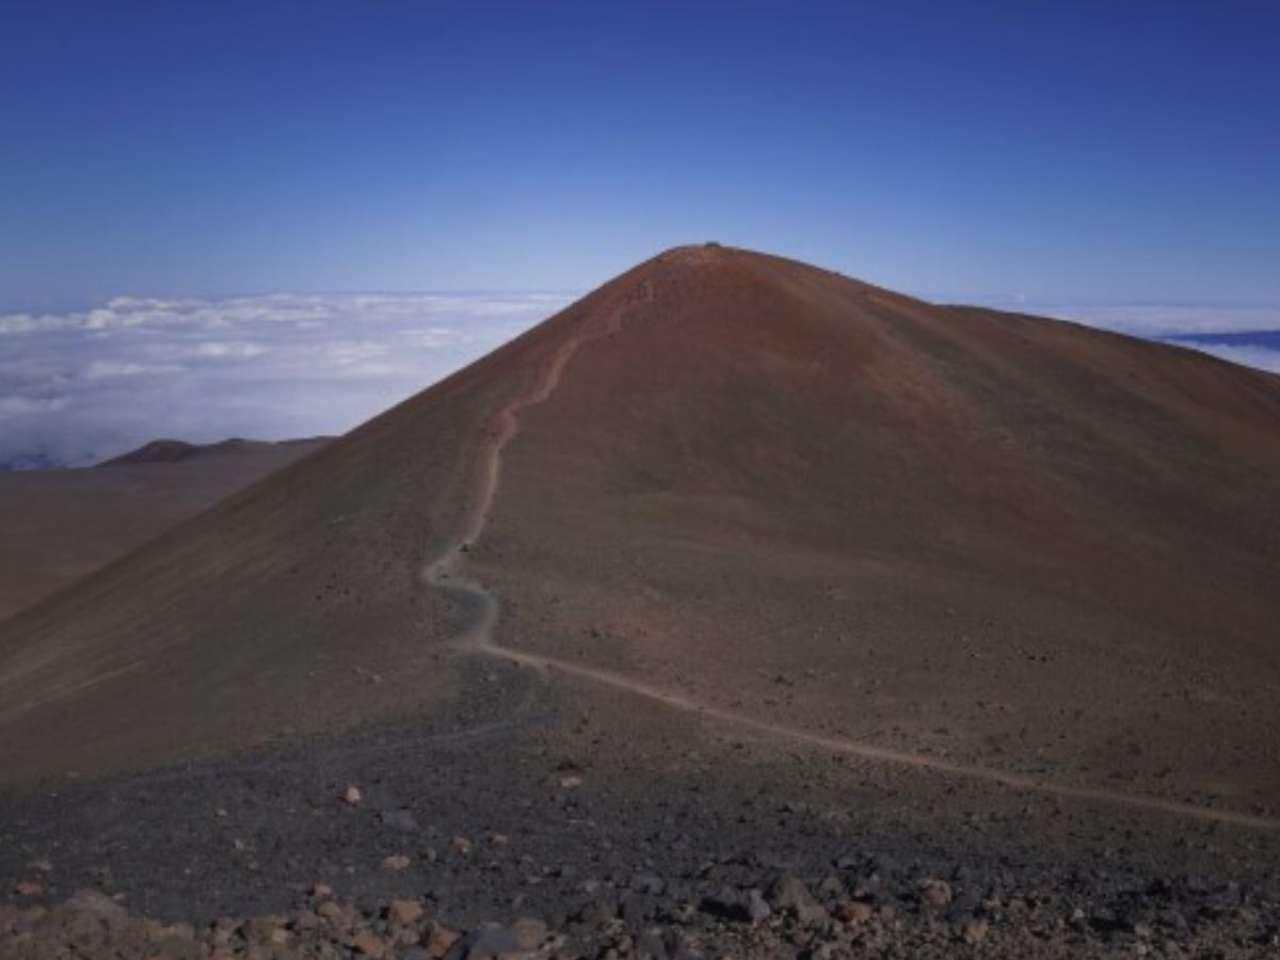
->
[420,283,1280,835]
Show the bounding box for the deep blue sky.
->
[3,0,1279,311]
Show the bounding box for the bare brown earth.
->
[480,245,1280,820]
[3,244,1280,956]
[0,438,329,624]
[3,244,1280,810]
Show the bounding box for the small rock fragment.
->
[510,917,547,949]
[64,889,128,926]
[454,919,545,957]
[425,925,461,957]
[342,784,364,806]
[918,878,954,908]
[767,875,828,925]
[380,808,420,833]
[700,887,770,923]
[352,929,387,957]
[837,901,874,925]
[963,918,990,944]
[745,889,772,923]
[382,854,411,872]
[388,899,424,925]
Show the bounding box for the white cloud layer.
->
[970,299,1280,384]
[2,292,1277,470]
[1174,343,1280,375]
[1040,304,1280,338]
[0,293,571,467]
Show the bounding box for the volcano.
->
[2,244,1279,830]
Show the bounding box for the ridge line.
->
[419,298,1280,835]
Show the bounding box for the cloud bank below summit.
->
[962,299,1280,376]
[0,293,571,468]
[1040,304,1280,375]
[2,292,1278,470]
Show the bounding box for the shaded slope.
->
[0,438,329,623]
[1,245,1278,822]
[100,437,331,467]
[0,262,652,785]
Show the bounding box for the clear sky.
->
[4,1,1280,467]
[3,0,1278,311]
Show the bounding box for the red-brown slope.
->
[0,259,651,785]
[474,246,1280,813]
[1,245,1278,814]
[0,438,329,623]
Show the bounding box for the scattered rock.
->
[449,918,546,958]
[962,918,990,944]
[510,917,547,949]
[700,887,770,923]
[352,928,388,957]
[767,875,828,925]
[836,901,874,925]
[317,900,347,924]
[342,784,364,806]
[380,808,420,833]
[246,915,288,946]
[2,843,1275,960]
[388,898,424,925]
[426,925,462,957]
[918,878,954,908]
[64,889,128,925]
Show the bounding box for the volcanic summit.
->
[3,248,1280,955]
[3,244,1280,813]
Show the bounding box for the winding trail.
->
[421,306,1280,834]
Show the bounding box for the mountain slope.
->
[100,437,329,467]
[1,245,1278,820]
[0,437,329,623]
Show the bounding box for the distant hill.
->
[0,436,329,623]
[102,436,331,467]
[0,452,67,472]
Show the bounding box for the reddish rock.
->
[388,899,424,925]
[352,929,387,957]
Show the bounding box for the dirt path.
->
[421,305,625,641]
[421,307,1280,834]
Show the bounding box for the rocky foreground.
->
[5,667,1280,960]
[6,844,1279,959]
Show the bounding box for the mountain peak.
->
[1,247,1278,822]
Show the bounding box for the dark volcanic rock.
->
[767,874,828,925]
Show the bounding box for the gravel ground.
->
[3,658,1278,958]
